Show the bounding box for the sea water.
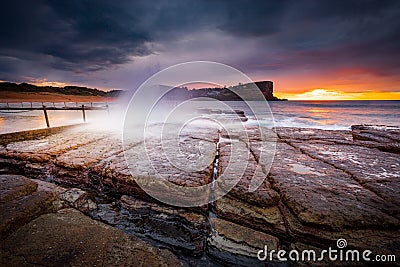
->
[0,100,399,134]
[245,100,400,130]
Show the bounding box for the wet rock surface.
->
[0,174,37,203]
[207,218,281,266]
[351,125,400,153]
[2,208,181,267]
[284,136,400,212]
[89,133,216,206]
[270,142,399,230]
[0,174,182,266]
[214,195,286,236]
[91,195,209,256]
[55,136,123,169]
[217,140,279,207]
[0,190,56,239]
[1,128,108,163]
[0,123,399,266]
[0,175,60,240]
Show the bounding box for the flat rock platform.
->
[0,123,399,266]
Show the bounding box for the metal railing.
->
[0,102,110,127]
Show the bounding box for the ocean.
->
[252,100,400,130]
[0,100,399,134]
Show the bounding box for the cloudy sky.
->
[1,0,400,99]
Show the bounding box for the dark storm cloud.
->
[283,0,400,52]
[231,0,400,75]
[216,1,290,36]
[0,0,399,84]
[0,0,152,72]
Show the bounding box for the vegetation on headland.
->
[0,80,286,101]
[0,82,123,97]
[163,81,287,101]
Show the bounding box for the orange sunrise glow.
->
[275,89,400,100]
[269,67,400,100]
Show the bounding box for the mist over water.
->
[1,100,399,134]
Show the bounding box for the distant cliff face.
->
[162,80,282,101]
[254,81,277,100]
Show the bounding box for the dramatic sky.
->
[1,0,400,99]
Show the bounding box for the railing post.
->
[43,105,50,128]
[81,104,86,123]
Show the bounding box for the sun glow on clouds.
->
[276,89,400,100]
[265,66,400,101]
[29,78,71,88]
[26,78,111,91]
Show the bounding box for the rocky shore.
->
[0,120,399,266]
